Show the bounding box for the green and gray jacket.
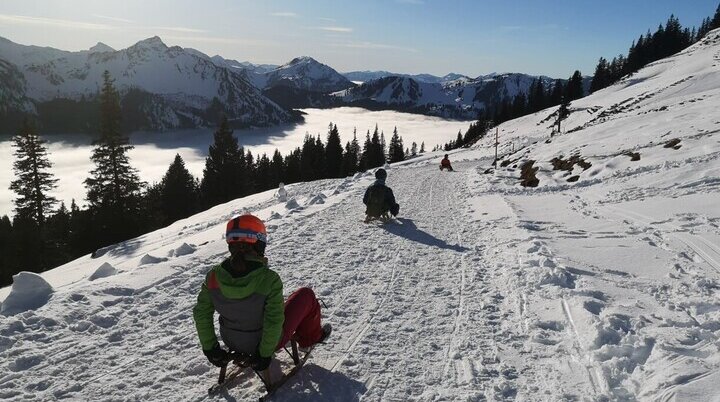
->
[193,258,284,358]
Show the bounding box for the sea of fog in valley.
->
[0,107,472,215]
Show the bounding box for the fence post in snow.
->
[493,128,499,166]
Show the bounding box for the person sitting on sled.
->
[193,214,331,373]
[440,154,453,171]
[363,168,400,222]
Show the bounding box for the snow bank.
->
[139,254,168,265]
[285,198,300,209]
[173,243,196,257]
[0,272,53,315]
[308,194,327,205]
[88,262,118,281]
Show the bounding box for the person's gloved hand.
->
[390,204,400,217]
[251,353,272,371]
[203,343,229,367]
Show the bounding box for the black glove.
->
[390,204,400,217]
[251,354,272,371]
[203,343,229,367]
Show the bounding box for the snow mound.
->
[139,254,168,265]
[89,262,118,281]
[268,211,282,220]
[285,198,301,209]
[174,243,196,257]
[308,194,327,205]
[1,272,54,315]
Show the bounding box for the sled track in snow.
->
[329,255,400,373]
[560,298,609,395]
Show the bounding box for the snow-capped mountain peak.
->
[0,35,296,132]
[265,56,354,92]
[88,42,114,53]
[128,36,168,51]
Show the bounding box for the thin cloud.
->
[318,17,336,23]
[271,12,299,18]
[332,41,418,53]
[0,14,111,30]
[154,26,207,33]
[93,14,133,24]
[317,26,353,33]
[162,35,279,48]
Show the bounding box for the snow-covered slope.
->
[336,73,558,119]
[0,36,295,131]
[1,30,720,402]
[0,59,34,114]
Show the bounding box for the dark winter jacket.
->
[363,179,399,216]
[193,258,284,358]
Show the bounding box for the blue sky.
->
[0,0,717,78]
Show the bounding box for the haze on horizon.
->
[0,0,717,79]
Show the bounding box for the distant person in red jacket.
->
[440,154,453,171]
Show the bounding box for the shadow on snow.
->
[383,218,469,252]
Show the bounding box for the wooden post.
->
[494,128,499,166]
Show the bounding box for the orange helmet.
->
[225,214,267,244]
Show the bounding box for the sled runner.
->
[364,212,392,224]
[209,325,332,400]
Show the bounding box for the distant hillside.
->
[0,36,299,134]
[335,73,562,119]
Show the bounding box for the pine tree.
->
[388,127,405,163]
[369,126,385,168]
[10,119,58,225]
[420,142,425,153]
[549,79,564,106]
[244,149,255,193]
[555,96,571,134]
[411,142,418,156]
[67,200,94,257]
[0,215,15,286]
[270,149,284,188]
[255,153,271,192]
[590,57,611,93]
[455,130,463,148]
[350,130,361,168]
[565,70,584,101]
[300,134,321,181]
[284,148,302,184]
[511,93,527,118]
[159,154,199,225]
[46,203,71,267]
[342,131,360,176]
[325,123,344,178]
[84,70,144,245]
[528,79,546,112]
[380,129,387,161]
[360,131,372,171]
[200,116,245,206]
[710,4,720,31]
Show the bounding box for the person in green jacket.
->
[193,214,330,372]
